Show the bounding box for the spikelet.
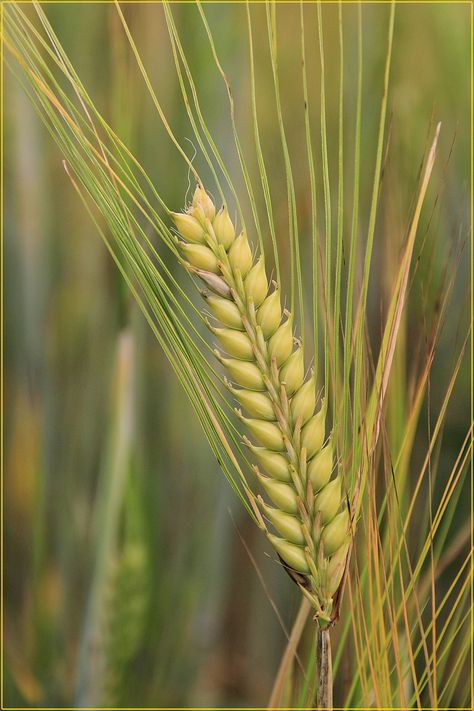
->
[291,371,316,425]
[322,510,349,556]
[327,541,350,595]
[171,212,205,243]
[244,256,268,307]
[269,316,294,366]
[258,475,299,514]
[267,534,310,574]
[260,502,305,545]
[204,293,243,329]
[228,231,253,277]
[248,446,291,481]
[179,242,219,273]
[241,417,285,451]
[308,438,333,492]
[302,404,326,459]
[172,185,350,625]
[314,476,341,524]
[230,388,275,420]
[280,346,305,396]
[191,184,216,222]
[212,327,254,360]
[220,357,265,390]
[213,205,235,249]
[257,289,282,337]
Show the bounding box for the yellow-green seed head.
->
[179,242,219,273]
[307,438,333,491]
[301,405,325,459]
[314,476,342,525]
[228,231,253,278]
[258,475,299,514]
[250,446,291,481]
[173,186,356,607]
[244,256,268,307]
[257,289,282,338]
[191,184,215,221]
[231,388,275,420]
[212,205,235,249]
[213,327,254,360]
[321,509,349,556]
[243,417,285,451]
[221,357,265,390]
[267,534,310,574]
[268,316,294,366]
[290,371,316,425]
[172,212,206,243]
[261,502,305,545]
[204,293,243,329]
[280,346,305,396]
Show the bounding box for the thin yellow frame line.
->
[4,1,474,5]
[0,0,4,708]
[0,1,472,711]
[469,1,473,708]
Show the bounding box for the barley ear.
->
[172,185,351,624]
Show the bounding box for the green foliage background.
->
[3,1,470,707]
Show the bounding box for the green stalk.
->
[316,627,333,710]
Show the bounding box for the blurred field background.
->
[3,1,471,708]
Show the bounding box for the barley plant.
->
[3,1,471,709]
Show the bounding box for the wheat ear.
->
[172,185,349,626]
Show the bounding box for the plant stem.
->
[316,626,333,710]
[267,596,311,708]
